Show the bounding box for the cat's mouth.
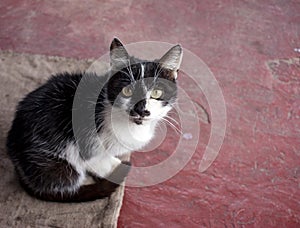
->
[129,116,150,125]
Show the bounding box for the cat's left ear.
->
[110,38,130,68]
[159,44,183,79]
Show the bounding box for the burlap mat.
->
[0,51,124,228]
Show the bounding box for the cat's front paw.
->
[107,160,131,184]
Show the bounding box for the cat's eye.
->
[151,89,163,99]
[122,86,133,97]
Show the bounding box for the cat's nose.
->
[131,99,150,117]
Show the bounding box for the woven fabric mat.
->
[0,51,124,228]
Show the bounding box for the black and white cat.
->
[6,38,182,202]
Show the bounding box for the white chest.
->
[100,118,157,156]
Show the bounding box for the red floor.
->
[1,0,299,227]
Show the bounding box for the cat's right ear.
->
[110,38,130,68]
[159,45,183,72]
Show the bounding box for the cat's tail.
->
[19,161,131,203]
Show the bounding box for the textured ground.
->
[0,0,299,227]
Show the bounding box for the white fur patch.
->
[108,106,156,152]
[85,154,121,177]
[63,143,86,188]
[64,141,122,179]
[145,98,172,119]
[140,63,145,79]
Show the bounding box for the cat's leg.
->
[20,178,122,203]
[69,160,132,202]
[84,155,122,178]
[88,160,132,183]
[19,157,131,202]
[16,156,85,202]
[64,160,131,202]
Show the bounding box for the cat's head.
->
[106,38,182,125]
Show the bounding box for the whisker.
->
[119,70,134,83]
[160,117,182,135]
[154,65,164,80]
[164,115,180,126]
[126,59,135,83]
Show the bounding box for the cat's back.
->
[6,72,97,153]
[13,72,83,126]
[20,72,82,112]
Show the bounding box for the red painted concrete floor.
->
[1,0,300,227]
